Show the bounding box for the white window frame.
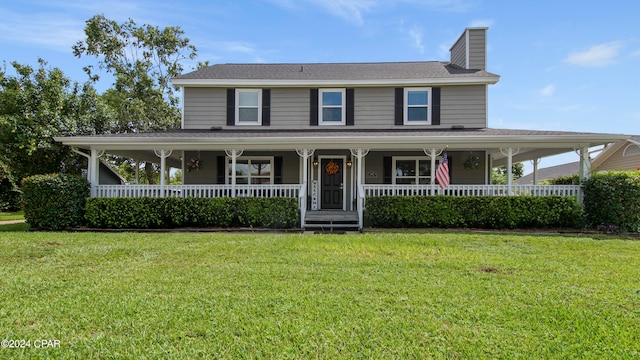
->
[623,144,640,157]
[227,156,274,184]
[319,88,346,125]
[235,89,262,126]
[404,87,432,125]
[392,156,438,184]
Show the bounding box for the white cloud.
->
[408,26,425,54]
[540,84,555,97]
[307,0,377,26]
[564,41,623,67]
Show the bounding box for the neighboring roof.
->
[171,62,500,87]
[517,162,580,185]
[591,135,640,169]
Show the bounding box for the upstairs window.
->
[319,89,346,125]
[235,89,262,125]
[404,88,431,125]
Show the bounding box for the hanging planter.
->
[325,160,340,175]
[186,157,202,172]
[463,152,481,170]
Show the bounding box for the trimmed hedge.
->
[22,174,90,230]
[85,197,299,229]
[582,171,640,232]
[365,196,583,229]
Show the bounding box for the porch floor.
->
[304,210,359,232]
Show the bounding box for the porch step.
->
[304,210,360,233]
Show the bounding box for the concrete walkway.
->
[0,219,26,225]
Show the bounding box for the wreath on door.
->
[325,160,340,175]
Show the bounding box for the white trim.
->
[465,29,470,69]
[403,87,432,125]
[235,89,262,126]
[623,143,640,157]
[317,155,347,210]
[171,77,499,88]
[393,156,439,185]
[319,89,346,126]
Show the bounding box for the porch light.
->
[346,159,353,167]
[313,158,319,166]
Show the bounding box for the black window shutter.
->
[262,89,271,126]
[274,156,283,184]
[216,156,226,184]
[346,88,355,126]
[383,156,392,184]
[432,87,441,125]
[226,88,235,126]
[394,88,403,125]
[310,89,319,126]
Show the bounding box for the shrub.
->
[543,174,581,185]
[365,196,583,229]
[85,197,298,229]
[0,177,22,211]
[582,171,640,232]
[22,174,90,230]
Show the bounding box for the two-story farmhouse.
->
[56,27,629,229]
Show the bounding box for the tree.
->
[492,162,524,185]
[72,14,197,182]
[0,59,107,184]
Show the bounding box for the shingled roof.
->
[172,61,500,86]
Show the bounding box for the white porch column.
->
[154,150,173,197]
[90,149,104,197]
[423,148,443,187]
[500,148,520,195]
[350,148,369,230]
[296,149,315,227]
[578,146,591,182]
[531,158,540,184]
[225,149,244,197]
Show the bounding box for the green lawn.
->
[0,231,638,359]
[0,210,24,221]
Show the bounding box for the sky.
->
[1,0,639,173]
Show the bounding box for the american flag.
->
[436,151,450,189]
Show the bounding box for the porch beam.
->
[225,149,244,197]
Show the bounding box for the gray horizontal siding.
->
[450,34,467,68]
[183,88,226,129]
[468,29,486,70]
[441,85,486,128]
[269,88,310,129]
[354,88,394,127]
[182,85,487,130]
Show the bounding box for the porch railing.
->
[363,184,581,197]
[94,184,301,198]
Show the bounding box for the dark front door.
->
[321,159,343,209]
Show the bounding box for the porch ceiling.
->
[55,128,630,163]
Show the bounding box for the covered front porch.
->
[55,128,629,230]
